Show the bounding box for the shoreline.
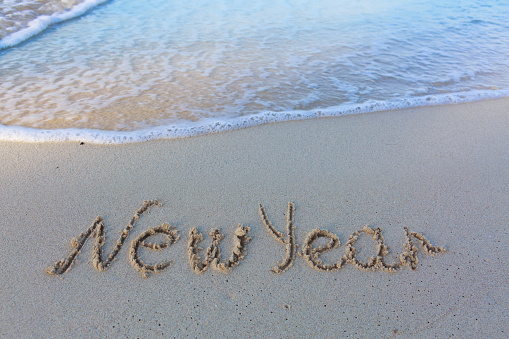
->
[1,98,508,336]
[2,92,509,144]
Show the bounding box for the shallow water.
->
[1,0,509,142]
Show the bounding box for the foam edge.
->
[1,90,508,144]
[0,0,110,50]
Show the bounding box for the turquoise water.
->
[1,0,509,143]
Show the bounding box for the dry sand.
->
[0,98,508,337]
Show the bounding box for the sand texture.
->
[1,98,508,337]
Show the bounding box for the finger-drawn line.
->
[188,224,251,274]
[259,202,297,273]
[301,229,345,271]
[46,200,161,275]
[46,201,446,277]
[129,223,180,278]
[302,225,446,272]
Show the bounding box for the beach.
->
[1,98,508,337]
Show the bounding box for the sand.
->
[0,98,508,337]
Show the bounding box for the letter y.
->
[259,202,297,273]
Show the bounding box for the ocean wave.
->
[1,90,508,144]
[0,0,109,49]
[2,0,508,140]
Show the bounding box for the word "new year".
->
[47,200,446,277]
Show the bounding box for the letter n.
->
[46,200,161,275]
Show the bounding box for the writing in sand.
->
[47,200,446,278]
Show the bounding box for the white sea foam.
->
[0,0,109,49]
[1,90,507,144]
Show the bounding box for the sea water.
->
[1,0,508,143]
